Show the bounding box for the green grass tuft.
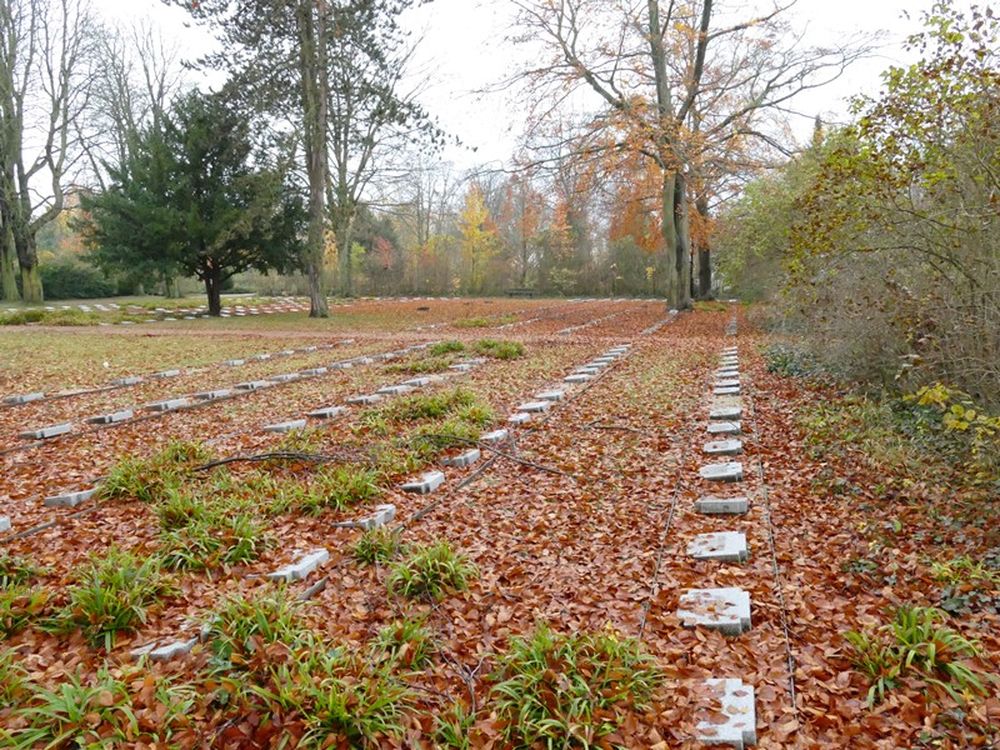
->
[372,618,437,669]
[354,527,406,565]
[387,541,477,600]
[473,338,525,359]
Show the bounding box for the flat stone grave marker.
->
[687,531,748,562]
[449,363,474,372]
[112,376,143,386]
[481,429,509,444]
[714,386,741,396]
[86,409,134,424]
[268,373,300,383]
[225,359,246,366]
[4,393,44,405]
[299,367,328,376]
[401,470,445,494]
[716,368,740,378]
[0,516,10,533]
[704,439,743,456]
[268,549,330,582]
[678,587,752,635]
[347,394,382,405]
[710,405,742,420]
[253,353,272,361]
[694,678,757,749]
[44,488,97,508]
[147,638,199,663]
[350,503,396,530]
[193,389,231,401]
[263,419,307,433]
[402,377,432,387]
[518,401,551,413]
[376,384,414,396]
[535,390,565,402]
[279,349,296,356]
[715,378,741,388]
[308,406,346,419]
[152,369,181,379]
[699,461,744,482]
[508,412,531,425]
[144,399,189,412]
[442,448,481,467]
[695,495,749,515]
[564,373,592,383]
[586,360,610,368]
[235,380,270,391]
[21,422,73,439]
[707,421,741,435]
[330,361,354,369]
[301,345,318,352]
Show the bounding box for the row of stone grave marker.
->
[2,336,362,411]
[12,340,379,442]
[683,330,757,749]
[90,332,635,662]
[0,341,445,535]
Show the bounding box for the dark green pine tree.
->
[81,91,304,315]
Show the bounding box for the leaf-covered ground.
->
[0,298,996,748]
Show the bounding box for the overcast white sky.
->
[88,0,947,168]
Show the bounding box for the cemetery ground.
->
[0,298,997,748]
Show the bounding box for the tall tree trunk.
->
[14,226,42,303]
[204,267,222,316]
[659,170,679,305]
[674,171,692,308]
[695,193,712,298]
[334,201,355,297]
[0,216,19,301]
[298,0,329,318]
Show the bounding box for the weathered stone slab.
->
[144,399,189,412]
[112,376,143,386]
[402,377,432,387]
[330,361,354,369]
[252,353,272,361]
[586,361,610,369]
[376,384,415,396]
[535,389,565,402]
[347,394,382,405]
[225,359,246,366]
[508,412,531,425]
[710,406,742,420]
[704,439,743,456]
[299,367,328,376]
[0,516,10,533]
[481,429,509,444]
[721,347,739,355]
[44,488,97,508]
[699,462,744,482]
[86,409,134,424]
[707,421,741,435]
[308,406,346,419]
[20,422,73,439]
[152,369,182,379]
[694,678,757,749]
[442,448,481,467]
[352,503,396,530]
[149,638,199,662]
[449,363,474,372]
[518,401,551,413]
[687,532,748,563]
[714,386,741,397]
[678,587,752,635]
[267,548,330,582]
[301,345,318,352]
[715,378,741,388]
[716,368,740,378]
[268,373,300,383]
[235,380,271,391]
[193,389,232,401]
[401,470,445,494]
[575,366,601,375]
[279,349,296,356]
[564,374,592,383]
[263,419,307,433]
[695,495,749,515]
[4,392,44,404]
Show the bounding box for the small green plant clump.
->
[845,605,989,705]
[387,541,478,600]
[304,465,382,513]
[48,547,174,649]
[99,440,212,504]
[490,624,662,748]
[429,340,465,355]
[354,527,406,565]
[0,554,50,639]
[372,618,437,668]
[473,338,525,360]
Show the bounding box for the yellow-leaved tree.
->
[458,185,498,294]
